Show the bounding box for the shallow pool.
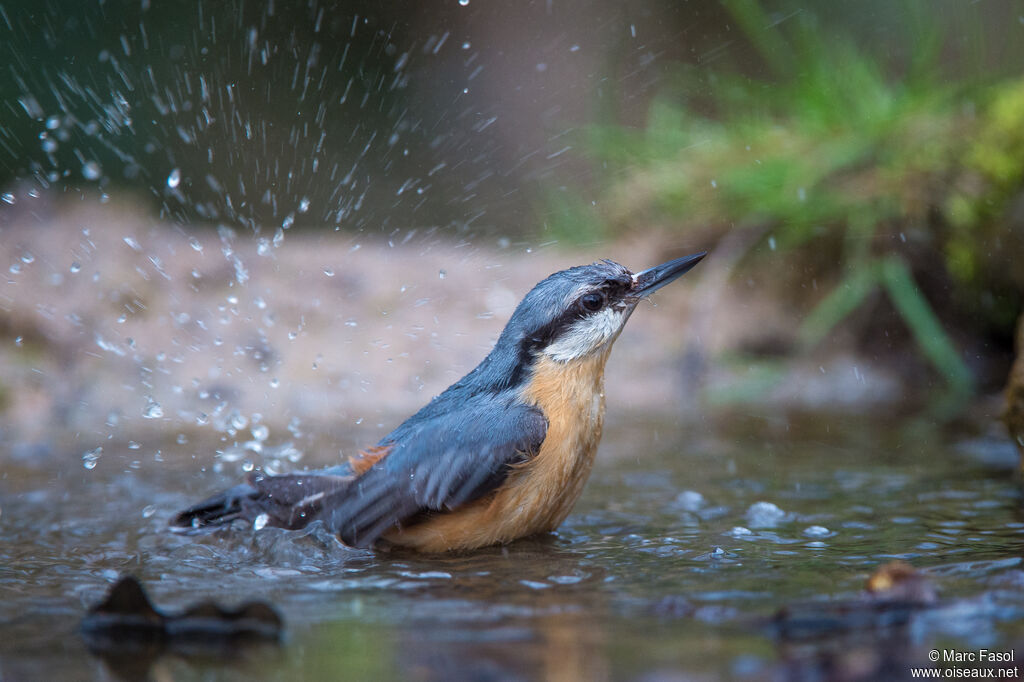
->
[2,411,1022,680]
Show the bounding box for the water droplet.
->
[128,441,141,449]
[438,269,447,280]
[242,458,255,473]
[323,268,335,277]
[188,237,203,252]
[252,424,269,441]
[167,168,181,188]
[82,161,101,180]
[1,193,14,205]
[458,0,469,5]
[14,336,23,346]
[142,505,157,518]
[298,196,311,213]
[70,262,81,273]
[768,236,777,251]
[519,580,550,590]
[674,490,704,512]
[282,213,295,229]
[461,41,471,49]
[142,397,164,419]
[253,513,269,531]
[82,446,103,470]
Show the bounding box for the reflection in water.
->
[394,590,608,681]
[387,545,609,681]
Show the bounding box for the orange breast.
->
[384,350,611,552]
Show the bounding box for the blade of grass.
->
[879,255,973,392]
[719,0,797,79]
[799,264,879,347]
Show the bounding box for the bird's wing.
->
[171,471,356,531]
[321,398,548,548]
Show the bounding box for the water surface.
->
[2,412,1022,680]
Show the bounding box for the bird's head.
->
[499,252,707,366]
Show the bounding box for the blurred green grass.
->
[544,0,1024,400]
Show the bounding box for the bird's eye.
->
[579,292,605,312]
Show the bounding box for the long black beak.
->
[630,251,707,298]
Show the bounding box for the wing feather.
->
[324,398,547,548]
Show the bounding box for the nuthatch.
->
[173,252,706,552]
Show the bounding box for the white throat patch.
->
[542,306,631,362]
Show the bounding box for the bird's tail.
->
[170,471,355,532]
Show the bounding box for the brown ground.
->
[0,194,910,456]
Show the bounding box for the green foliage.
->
[944,79,1024,331]
[566,1,1024,396]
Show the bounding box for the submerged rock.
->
[81,574,282,679]
[772,561,938,641]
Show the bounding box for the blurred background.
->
[3,1,1024,680]
[3,0,1023,448]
